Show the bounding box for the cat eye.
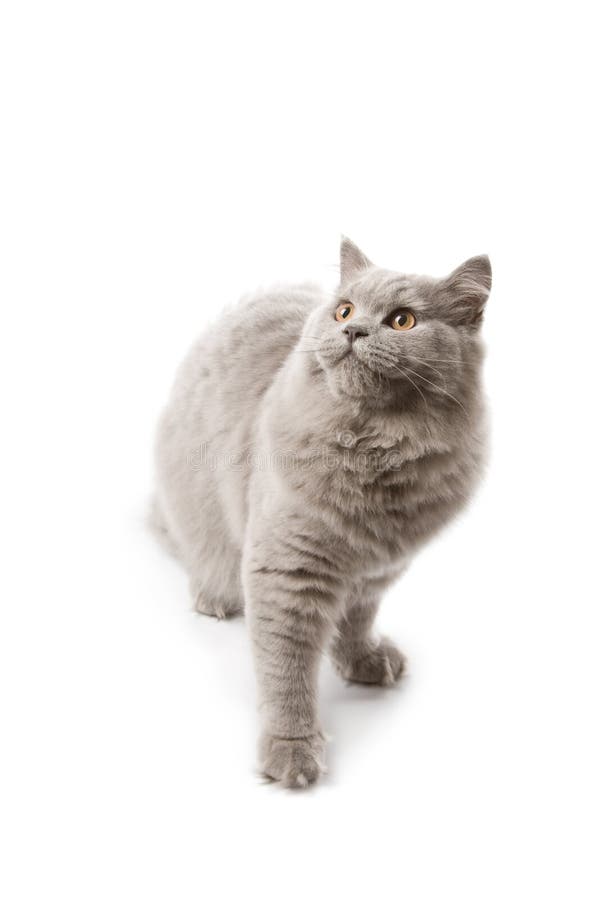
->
[389,310,416,331]
[335,302,355,322]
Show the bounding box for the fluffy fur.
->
[153,238,491,787]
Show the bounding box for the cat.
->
[152,237,491,787]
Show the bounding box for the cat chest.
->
[318,447,470,549]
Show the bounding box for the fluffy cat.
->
[153,237,491,787]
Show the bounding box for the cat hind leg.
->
[330,586,406,686]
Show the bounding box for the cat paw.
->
[336,637,406,686]
[259,732,326,788]
[193,590,243,620]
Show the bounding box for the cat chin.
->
[320,356,395,404]
[335,352,390,384]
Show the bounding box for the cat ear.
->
[340,236,373,286]
[442,255,492,327]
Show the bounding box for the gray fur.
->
[153,237,491,787]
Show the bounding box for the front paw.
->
[259,732,326,788]
[336,637,406,686]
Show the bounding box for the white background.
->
[1,2,598,898]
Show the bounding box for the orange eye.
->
[335,302,355,322]
[390,310,416,331]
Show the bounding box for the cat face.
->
[304,238,491,407]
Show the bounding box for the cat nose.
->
[343,324,369,344]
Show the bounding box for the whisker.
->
[401,354,479,367]
[365,345,467,414]
[401,365,468,415]
[399,356,446,381]
[395,365,429,411]
[363,349,428,409]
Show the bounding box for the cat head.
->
[303,237,491,410]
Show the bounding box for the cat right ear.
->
[442,255,492,327]
[340,236,373,286]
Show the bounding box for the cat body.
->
[154,239,491,787]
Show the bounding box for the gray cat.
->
[153,238,491,787]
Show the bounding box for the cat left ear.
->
[443,255,492,327]
[340,236,373,286]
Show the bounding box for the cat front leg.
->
[330,577,406,686]
[243,541,343,788]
